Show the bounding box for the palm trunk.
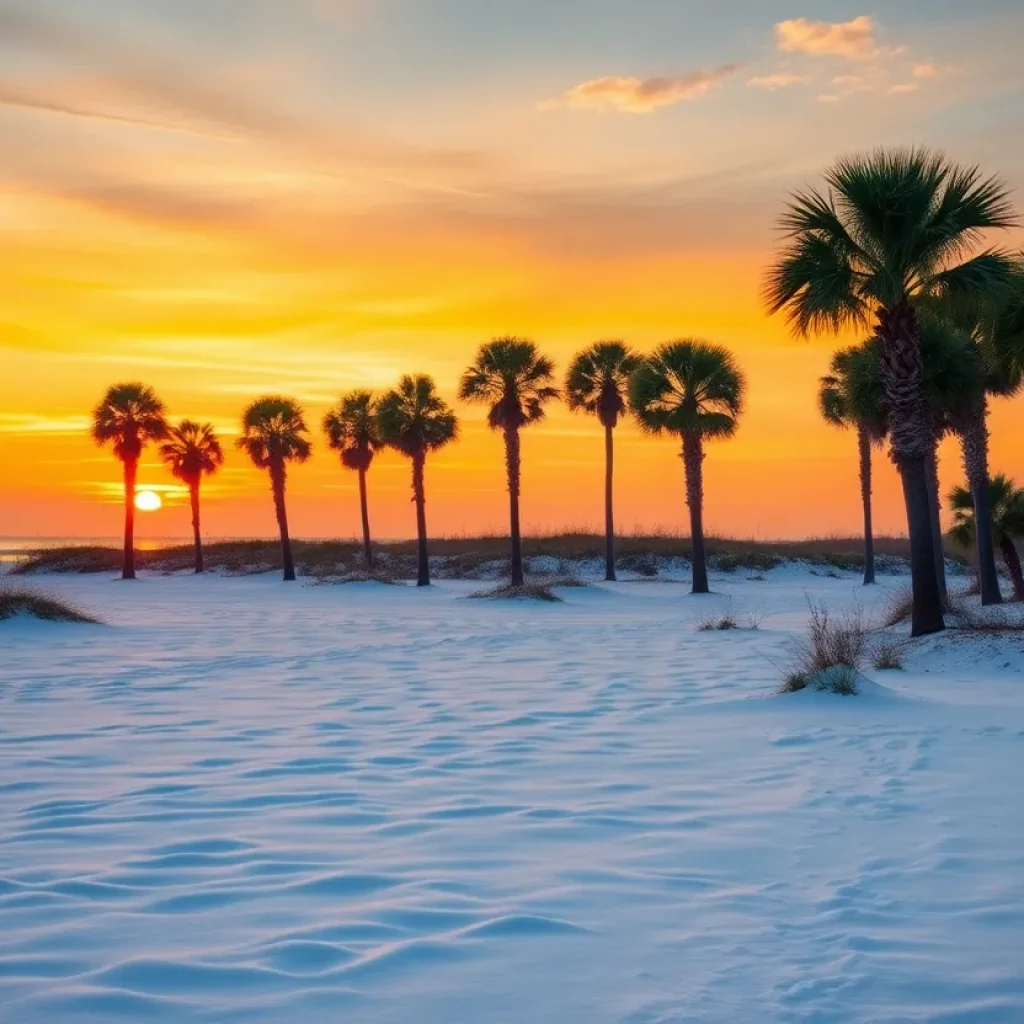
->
[857,426,875,586]
[604,424,616,582]
[999,537,1024,601]
[504,426,524,587]
[925,441,948,609]
[412,452,429,587]
[270,461,295,582]
[122,457,137,580]
[877,301,944,636]
[960,401,1002,605]
[358,467,373,570]
[190,479,203,574]
[682,431,709,595]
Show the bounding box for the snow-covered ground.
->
[1,570,1023,1023]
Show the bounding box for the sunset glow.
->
[0,3,1022,542]
[134,490,163,513]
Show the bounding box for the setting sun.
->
[135,490,162,512]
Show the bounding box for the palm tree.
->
[376,375,458,587]
[236,396,311,581]
[91,382,169,580]
[819,345,887,585]
[323,391,380,569]
[159,421,224,574]
[765,148,1017,636]
[950,474,1024,600]
[629,340,745,595]
[565,341,641,582]
[459,338,559,587]
[929,268,1024,604]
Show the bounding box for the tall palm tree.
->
[323,390,380,569]
[928,269,1024,604]
[765,148,1017,636]
[459,338,559,587]
[236,396,311,582]
[91,382,169,580]
[565,340,641,582]
[159,421,224,574]
[950,474,1024,600]
[819,345,887,585]
[629,340,745,595]
[376,375,458,587]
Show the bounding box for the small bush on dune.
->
[872,638,906,670]
[0,584,101,623]
[468,582,563,603]
[881,585,914,628]
[697,600,761,632]
[781,600,866,695]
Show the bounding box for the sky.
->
[1,0,1023,543]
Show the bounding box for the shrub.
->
[467,583,563,603]
[872,638,906,670]
[781,600,866,695]
[0,584,100,623]
[948,597,1024,634]
[881,585,914,627]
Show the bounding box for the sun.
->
[135,490,163,512]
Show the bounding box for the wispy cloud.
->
[774,16,891,60]
[747,72,808,91]
[543,64,740,113]
[0,413,90,435]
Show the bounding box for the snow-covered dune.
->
[1,572,1022,1022]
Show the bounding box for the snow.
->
[1,570,1023,1023]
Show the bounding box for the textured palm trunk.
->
[412,452,429,587]
[504,427,524,587]
[857,427,875,586]
[358,467,373,570]
[270,461,296,582]
[877,301,944,636]
[604,424,616,582]
[189,479,203,574]
[960,401,1002,605]
[924,442,949,609]
[682,431,709,595]
[122,457,137,580]
[999,537,1024,601]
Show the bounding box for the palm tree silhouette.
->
[376,375,458,587]
[323,391,380,569]
[459,338,559,587]
[950,474,1024,600]
[927,271,1024,604]
[819,346,887,585]
[91,382,169,580]
[765,148,1017,636]
[565,341,640,582]
[630,340,745,595]
[236,397,311,581]
[159,421,224,574]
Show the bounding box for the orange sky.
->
[1,3,1023,542]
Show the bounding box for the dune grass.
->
[11,533,966,579]
[467,582,564,603]
[781,600,867,696]
[0,584,101,623]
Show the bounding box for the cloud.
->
[775,16,886,60]
[0,413,91,435]
[747,72,808,91]
[545,65,739,113]
[887,82,919,95]
[913,62,940,78]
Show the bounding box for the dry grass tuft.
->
[881,585,914,628]
[0,584,101,623]
[871,637,907,670]
[781,600,867,695]
[467,582,563,603]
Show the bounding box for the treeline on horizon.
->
[89,148,1024,636]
